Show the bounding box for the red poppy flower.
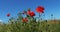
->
[22,18,28,23]
[27,10,30,15]
[7,13,10,17]
[29,12,35,17]
[36,6,44,13]
[27,11,35,17]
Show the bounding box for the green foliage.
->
[0,13,60,32]
[0,19,60,32]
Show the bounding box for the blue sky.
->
[0,0,60,23]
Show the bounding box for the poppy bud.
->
[7,13,10,17]
[22,18,28,23]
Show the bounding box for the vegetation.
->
[0,13,60,32]
[0,6,60,32]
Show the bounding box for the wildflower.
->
[36,6,44,13]
[27,10,35,17]
[27,10,30,15]
[22,18,28,23]
[7,13,10,17]
[29,12,35,17]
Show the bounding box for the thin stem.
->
[39,13,41,21]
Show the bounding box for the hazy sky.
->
[0,0,60,23]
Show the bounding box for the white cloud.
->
[0,20,3,22]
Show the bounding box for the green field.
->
[0,20,60,32]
